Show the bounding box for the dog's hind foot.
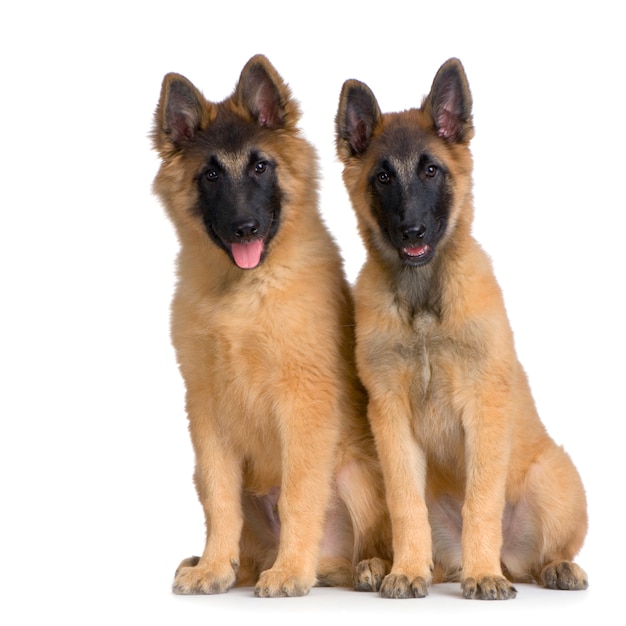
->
[354,557,390,591]
[540,561,588,590]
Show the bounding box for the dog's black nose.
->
[401,224,426,242]
[233,218,260,239]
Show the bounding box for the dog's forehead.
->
[194,114,268,171]
[374,121,436,172]
[387,153,419,179]
[213,149,252,172]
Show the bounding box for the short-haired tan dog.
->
[335,57,588,600]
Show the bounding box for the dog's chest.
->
[364,310,456,393]
[403,315,469,459]
[196,277,328,409]
[405,312,452,391]
[198,301,287,478]
[380,311,468,425]
[208,294,283,381]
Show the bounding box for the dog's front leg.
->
[460,398,517,600]
[368,394,433,599]
[172,410,243,595]
[254,397,337,598]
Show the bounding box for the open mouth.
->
[399,243,434,267]
[230,239,265,269]
[399,243,433,266]
[403,244,431,258]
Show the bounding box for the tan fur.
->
[335,58,588,600]
[152,55,390,598]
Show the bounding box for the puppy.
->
[335,57,588,599]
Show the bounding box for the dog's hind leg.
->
[315,493,355,587]
[316,558,353,587]
[502,447,588,590]
[336,457,392,591]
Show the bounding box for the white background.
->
[1,1,623,623]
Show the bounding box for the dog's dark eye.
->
[255,161,268,174]
[377,170,391,184]
[205,168,219,182]
[424,164,438,178]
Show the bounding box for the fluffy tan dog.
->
[335,57,588,600]
[152,54,391,597]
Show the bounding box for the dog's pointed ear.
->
[236,54,299,129]
[336,80,382,159]
[153,73,209,154]
[423,58,473,144]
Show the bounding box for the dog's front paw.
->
[172,555,238,595]
[379,572,430,598]
[462,575,517,600]
[540,561,588,590]
[254,567,314,597]
[354,557,390,591]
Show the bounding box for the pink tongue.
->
[231,240,264,269]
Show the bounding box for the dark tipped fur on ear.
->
[423,58,474,144]
[236,54,299,130]
[152,55,298,157]
[335,79,382,159]
[152,72,209,154]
